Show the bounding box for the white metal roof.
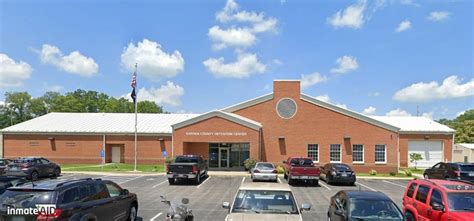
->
[456,143,474,149]
[370,116,455,134]
[172,110,262,131]
[1,112,198,135]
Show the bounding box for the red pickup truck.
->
[283,157,320,185]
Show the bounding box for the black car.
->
[320,163,356,185]
[328,190,404,221]
[0,178,138,221]
[5,157,61,180]
[0,159,11,175]
[167,155,208,185]
[0,176,27,194]
[423,162,474,181]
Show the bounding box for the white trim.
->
[220,93,273,113]
[329,144,342,163]
[307,144,319,163]
[300,94,400,132]
[276,97,298,119]
[352,144,364,164]
[375,144,387,164]
[398,131,455,135]
[172,110,262,131]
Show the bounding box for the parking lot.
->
[56,173,410,220]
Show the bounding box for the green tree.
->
[410,153,423,169]
[438,109,474,143]
[103,98,132,113]
[4,92,33,124]
[137,101,163,113]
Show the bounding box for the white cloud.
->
[421,112,434,119]
[457,110,466,117]
[216,0,277,33]
[315,94,330,103]
[336,104,348,109]
[386,108,412,116]
[301,72,328,89]
[330,55,359,74]
[362,106,377,115]
[208,26,256,50]
[272,59,283,65]
[0,53,32,88]
[38,44,98,77]
[400,0,420,7]
[327,0,367,29]
[124,81,184,107]
[427,11,450,22]
[396,20,412,33]
[393,75,474,102]
[203,52,265,78]
[120,39,184,81]
[368,92,381,97]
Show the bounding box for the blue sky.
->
[0,0,472,119]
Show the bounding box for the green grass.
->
[61,163,165,172]
[357,172,413,177]
[401,167,425,173]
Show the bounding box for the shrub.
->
[389,172,397,176]
[369,169,377,176]
[276,165,285,174]
[165,157,176,164]
[404,169,412,177]
[243,158,257,171]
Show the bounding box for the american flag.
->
[130,71,137,104]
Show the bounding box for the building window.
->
[330,144,341,162]
[375,145,386,163]
[307,144,319,162]
[352,144,364,163]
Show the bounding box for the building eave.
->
[220,93,273,113]
[172,110,262,131]
[1,131,172,136]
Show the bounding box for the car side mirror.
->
[300,203,311,212]
[222,202,230,209]
[335,209,345,217]
[431,202,445,212]
[121,189,129,195]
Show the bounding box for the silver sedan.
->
[250,162,278,182]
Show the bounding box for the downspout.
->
[102,134,106,164]
[171,127,174,157]
[0,132,3,158]
[259,128,262,161]
[397,133,400,171]
[451,133,455,163]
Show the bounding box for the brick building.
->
[0,80,455,172]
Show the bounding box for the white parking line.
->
[319,181,332,191]
[383,180,406,188]
[152,180,168,188]
[150,212,162,221]
[59,174,76,179]
[241,177,245,184]
[277,178,282,183]
[118,175,143,185]
[197,176,211,189]
[356,182,377,191]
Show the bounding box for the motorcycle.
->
[160,195,194,221]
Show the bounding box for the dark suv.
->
[6,157,61,180]
[0,178,138,221]
[424,162,474,181]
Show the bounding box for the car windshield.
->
[175,157,198,163]
[256,163,274,169]
[290,158,313,167]
[460,165,474,172]
[447,192,474,211]
[333,164,351,170]
[12,159,32,164]
[349,199,403,220]
[232,190,298,214]
[0,190,54,209]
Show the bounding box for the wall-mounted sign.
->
[185,132,248,136]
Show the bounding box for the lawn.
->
[61,163,165,173]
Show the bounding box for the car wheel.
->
[314,180,319,186]
[288,175,294,185]
[284,172,288,180]
[195,172,201,184]
[326,175,332,184]
[424,174,429,179]
[128,204,137,221]
[405,211,415,221]
[168,178,175,185]
[30,171,39,180]
[54,168,61,177]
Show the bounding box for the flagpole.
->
[134,63,138,172]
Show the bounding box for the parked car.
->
[283,157,320,185]
[320,163,356,185]
[167,155,208,185]
[0,178,138,221]
[424,162,474,182]
[0,175,27,194]
[403,178,474,221]
[222,182,311,221]
[328,190,404,221]
[6,157,61,180]
[251,162,278,182]
[0,159,11,175]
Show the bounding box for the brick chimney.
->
[273,80,301,99]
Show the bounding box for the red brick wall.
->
[3,134,172,164]
[399,134,453,167]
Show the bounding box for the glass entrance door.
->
[219,148,229,168]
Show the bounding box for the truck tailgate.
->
[290,167,320,176]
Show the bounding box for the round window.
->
[276,98,297,119]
